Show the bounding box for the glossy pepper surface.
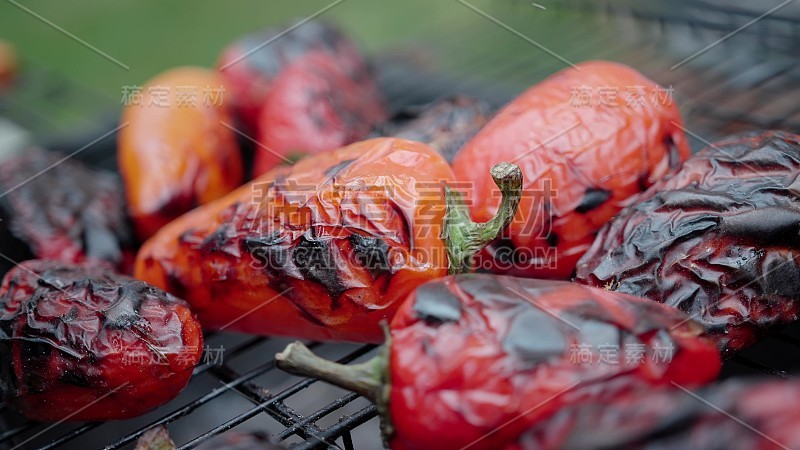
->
[0,260,203,421]
[514,379,800,450]
[135,138,522,342]
[253,50,387,176]
[451,60,690,279]
[276,274,721,450]
[118,66,243,241]
[377,96,493,163]
[0,147,134,274]
[574,130,800,357]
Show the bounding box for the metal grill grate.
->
[3,2,800,449]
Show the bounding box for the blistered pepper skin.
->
[118,67,243,241]
[253,51,387,175]
[217,20,382,133]
[387,274,720,450]
[0,260,203,421]
[0,148,134,274]
[379,96,493,163]
[452,61,690,279]
[135,138,456,342]
[574,131,800,357]
[513,379,800,450]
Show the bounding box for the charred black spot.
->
[201,225,234,253]
[103,283,145,329]
[638,172,650,192]
[19,337,53,393]
[413,282,462,325]
[576,188,612,213]
[59,370,92,388]
[503,308,566,364]
[719,207,800,244]
[324,159,356,178]
[545,231,559,247]
[293,237,348,299]
[349,233,390,276]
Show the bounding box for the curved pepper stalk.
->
[443,162,523,274]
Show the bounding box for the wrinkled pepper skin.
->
[253,50,387,176]
[276,274,721,450]
[118,66,243,241]
[0,260,203,421]
[574,131,800,357]
[0,148,134,274]
[452,60,690,279]
[513,379,800,450]
[378,96,493,163]
[217,19,383,133]
[135,138,457,342]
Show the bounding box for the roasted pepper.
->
[515,379,800,450]
[276,274,721,450]
[253,50,387,176]
[0,147,134,274]
[118,66,243,241]
[574,130,800,357]
[217,19,385,136]
[135,138,521,342]
[376,96,492,163]
[0,260,203,421]
[451,60,690,279]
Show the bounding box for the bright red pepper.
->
[451,60,690,279]
[0,260,203,421]
[276,274,721,450]
[135,138,522,342]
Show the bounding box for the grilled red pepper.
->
[574,130,800,357]
[118,67,243,241]
[377,96,492,163]
[253,50,387,175]
[217,20,376,132]
[135,138,521,342]
[0,260,203,421]
[451,60,690,279]
[276,274,721,450]
[0,147,134,273]
[515,379,800,450]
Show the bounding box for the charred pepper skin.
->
[377,96,493,163]
[276,274,721,450]
[253,50,387,176]
[0,260,203,422]
[514,379,800,450]
[452,60,690,279]
[218,20,374,132]
[0,148,134,274]
[118,67,243,242]
[574,130,800,357]
[135,138,521,342]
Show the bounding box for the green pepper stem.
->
[443,162,523,274]
[276,341,385,402]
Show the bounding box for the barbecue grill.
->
[2,1,800,448]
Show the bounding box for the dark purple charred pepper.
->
[514,378,800,450]
[0,260,203,421]
[574,130,800,357]
[0,148,134,274]
[377,96,493,163]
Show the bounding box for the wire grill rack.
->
[3,1,800,449]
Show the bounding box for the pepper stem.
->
[276,341,385,402]
[443,162,523,274]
